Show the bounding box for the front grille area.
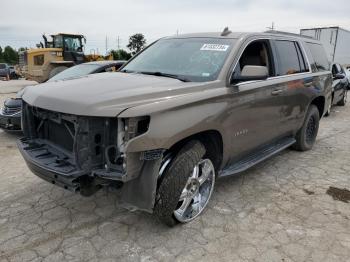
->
[2,105,21,115]
[22,102,119,172]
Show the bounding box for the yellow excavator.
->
[19,33,113,83]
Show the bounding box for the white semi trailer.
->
[300,26,350,66]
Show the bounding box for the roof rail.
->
[265,30,314,39]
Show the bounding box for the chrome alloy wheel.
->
[173,159,215,223]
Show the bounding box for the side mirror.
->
[231,65,268,83]
[333,73,345,80]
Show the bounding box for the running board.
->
[219,137,296,177]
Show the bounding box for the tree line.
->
[0,33,147,64]
[0,46,22,65]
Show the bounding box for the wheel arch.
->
[310,96,325,118]
[164,130,223,171]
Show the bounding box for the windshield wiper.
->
[138,71,191,82]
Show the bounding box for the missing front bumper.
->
[18,137,164,212]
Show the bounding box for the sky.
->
[1,0,349,55]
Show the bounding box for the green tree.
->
[2,46,18,65]
[18,47,27,52]
[127,33,146,55]
[111,49,132,60]
[0,46,3,63]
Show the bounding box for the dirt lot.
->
[0,81,349,262]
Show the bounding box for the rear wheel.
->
[337,90,347,106]
[49,66,68,79]
[154,140,215,227]
[293,105,320,151]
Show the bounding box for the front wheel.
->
[293,105,320,151]
[154,141,215,227]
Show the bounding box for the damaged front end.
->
[18,102,164,212]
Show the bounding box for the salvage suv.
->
[18,30,332,226]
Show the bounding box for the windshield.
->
[0,64,6,69]
[48,64,101,82]
[122,38,236,82]
[64,37,83,51]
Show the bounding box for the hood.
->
[22,72,210,117]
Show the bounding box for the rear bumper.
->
[0,110,22,130]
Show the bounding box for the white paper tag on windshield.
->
[200,44,229,52]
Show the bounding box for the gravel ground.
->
[0,82,349,262]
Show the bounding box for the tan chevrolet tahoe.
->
[18,30,332,226]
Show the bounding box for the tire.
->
[154,140,215,227]
[293,105,320,151]
[337,90,347,106]
[49,66,68,79]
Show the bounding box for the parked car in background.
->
[48,60,125,82]
[0,60,126,131]
[18,31,332,226]
[0,63,10,80]
[325,63,348,115]
[8,66,20,79]
[344,66,350,89]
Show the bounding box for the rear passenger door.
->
[270,39,311,135]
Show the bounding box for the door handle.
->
[271,89,283,95]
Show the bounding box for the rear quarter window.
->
[305,43,330,71]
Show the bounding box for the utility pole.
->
[105,35,108,55]
[116,36,120,50]
[176,29,179,36]
[267,22,275,31]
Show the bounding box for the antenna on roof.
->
[221,27,232,36]
[267,22,275,31]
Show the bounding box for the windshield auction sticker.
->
[200,44,230,51]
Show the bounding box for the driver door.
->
[226,39,285,161]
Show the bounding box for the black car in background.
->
[325,63,349,116]
[0,60,125,131]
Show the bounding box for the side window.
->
[232,40,274,82]
[306,43,330,71]
[33,55,44,66]
[275,40,303,75]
